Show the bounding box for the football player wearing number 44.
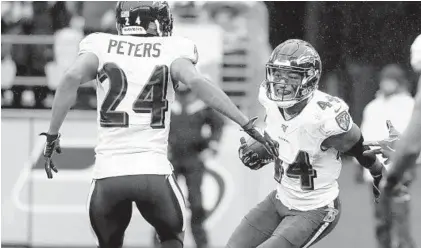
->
[230,39,386,248]
[39,2,278,248]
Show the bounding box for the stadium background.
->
[2,1,421,248]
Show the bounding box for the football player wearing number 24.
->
[231,39,386,248]
[38,2,278,248]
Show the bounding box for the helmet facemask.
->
[265,64,319,108]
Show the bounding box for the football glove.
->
[363,120,399,165]
[39,132,61,179]
[238,137,275,170]
[241,117,279,158]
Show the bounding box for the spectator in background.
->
[205,2,248,49]
[82,1,116,34]
[1,42,17,107]
[154,84,225,248]
[44,15,84,108]
[100,8,118,34]
[1,1,76,108]
[360,64,416,248]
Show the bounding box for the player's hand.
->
[238,137,274,170]
[363,120,400,164]
[241,117,279,158]
[238,137,268,170]
[39,132,61,179]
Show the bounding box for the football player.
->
[229,39,385,248]
[39,2,278,248]
[364,34,421,232]
[383,34,421,191]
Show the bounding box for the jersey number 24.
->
[99,62,169,129]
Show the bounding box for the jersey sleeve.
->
[78,33,104,71]
[318,97,354,138]
[175,37,199,65]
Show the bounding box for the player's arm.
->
[322,123,384,202]
[170,58,278,157]
[323,124,383,174]
[47,53,98,134]
[387,78,421,186]
[385,34,421,187]
[39,52,98,179]
[171,58,248,126]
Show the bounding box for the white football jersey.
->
[78,32,198,179]
[259,85,353,211]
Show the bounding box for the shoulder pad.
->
[313,93,353,137]
[319,110,353,137]
[78,33,105,56]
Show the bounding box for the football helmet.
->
[115,1,173,36]
[264,39,322,108]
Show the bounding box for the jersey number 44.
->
[274,151,318,191]
[98,62,169,129]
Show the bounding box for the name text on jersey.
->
[107,39,161,58]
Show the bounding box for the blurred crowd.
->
[1,1,269,110]
[2,2,84,75]
[1,1,114,108]
[2,2,420,124]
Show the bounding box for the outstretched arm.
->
[323,123,384,202]
[170,58,278,157]
[387,76,421,186]
[47,53,98,134]
[171,58,249,126]
[323,124,384,174]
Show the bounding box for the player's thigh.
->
[87,178,133,246]
[274,197,341,248]
[257,234,295,248]
[136,174,186,242]
[226,190,281,248]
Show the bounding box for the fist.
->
[239,137,275,170]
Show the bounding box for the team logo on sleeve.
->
[335,111,351,131]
